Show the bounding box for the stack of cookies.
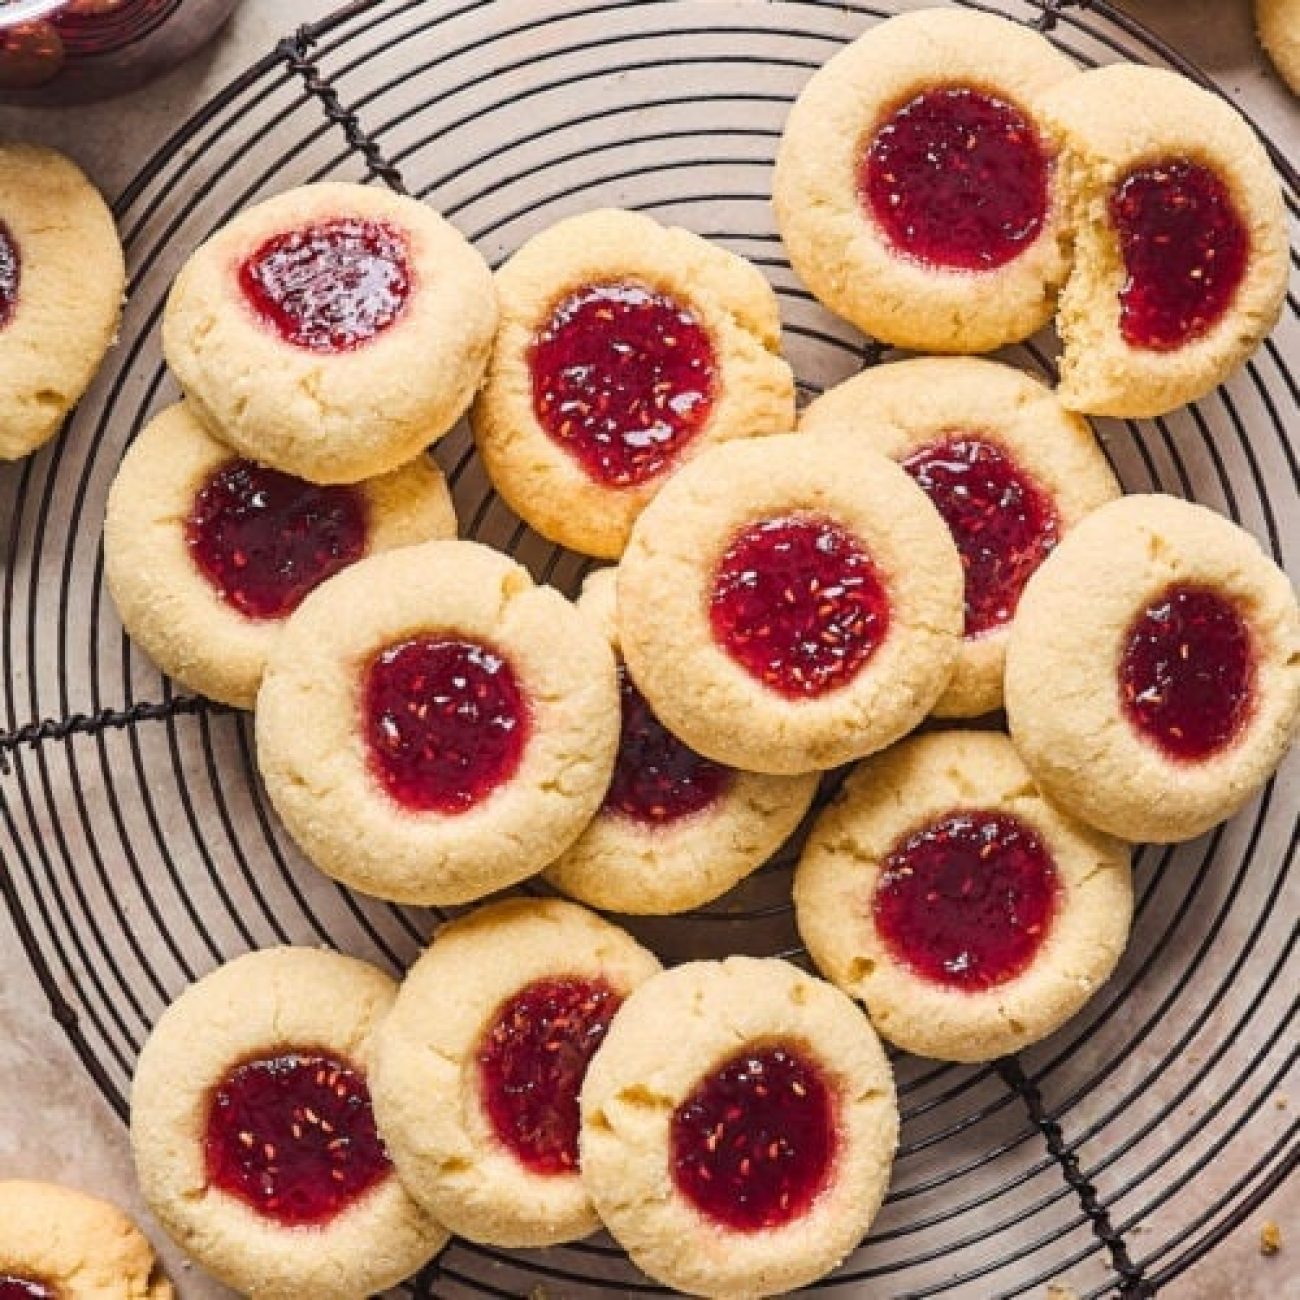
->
[69,7,1300,1299]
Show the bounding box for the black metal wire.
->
[0,3,1294,1297]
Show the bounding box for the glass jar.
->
[0,0,241,104]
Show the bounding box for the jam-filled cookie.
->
[0,144,124,460]
[131,948,447,1300]
[800,357,1120,717]
[544,569,819,914]
[372,898,660,1246]
[471,209,795,558]
[105,403,457,709]
[580,957,898,1299]
[773,10,1077,354]
[256,540,619,904]
[795,731,1133,1063]
[1037,65,1287,418]
[0,1181,171,1300]
[618,433,963,775]
[163,182,497,483]
[1258,0,1300,94]
[1006,495,1300,843]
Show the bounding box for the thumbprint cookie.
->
[163,182,497,483]
[617,433,963,775]
[795,731,1133,1062]
[131,948,447,1300]
[472,209,795,558]
[1006,495,1300,843]
[256,540,620,904]
[372,898,660,1246]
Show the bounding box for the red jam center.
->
[478,977,621,1176]
[1119,584,1255,762]
[860,85,1050,271]
[671,1043,837,1232]
[604,663,733,825]
[873,811,1060,991]
[529,280,718,488]
[710,515,889,699]
[0,222,18,330]
[239,217,412,353]
[185,459,368,621]
[363,637,529,815]
[203,1051,391,1228]
[1110,159,1249,351]
[901,436,1059,638]
[0,1280,55,1300]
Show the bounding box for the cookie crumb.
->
[1046,1285,1081,1300]
[1275,1093,1289,1110]
[1260,1221,1283,1255]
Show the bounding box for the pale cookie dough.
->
[773,9,1077,353]
[1037,65,1287,418]
[543,569,820,914]
[1258,0,1300,94]
[0,1181,171,1300]
[163,182,497,483]
[618,433,963,776]
[256,540,620,904]
[0,144,124,460]
[372,898,661,1247]
[105,402,457,709]
[795,731,1133,1063]
[131,948,448,1300]
[472,209,795,558]
[580,957,898,1300]
[1005,495,1300,843]
[800,357,1120,717]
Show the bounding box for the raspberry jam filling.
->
[671,1043,837,1232]
[0,222,18,330]
[204,1050,391,1228]
[1110,160,1249,352]
[239,217,412,353]
[478,977,621,1176]
[186,459,368,621]
[529,280,717,488]
[1119,583,1255,762]
[874,811,1061,991]
[710,515,890,698]
[604,663,733,825]
[363,637,529,815]
[902,436,1059,638]
[860,85,1050,271]
[0,1280,55,1300]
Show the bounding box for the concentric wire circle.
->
[0,2,1295,1296]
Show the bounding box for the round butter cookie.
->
[131,948,447,1300]
[0,1181,170,1300]
[256,540,620,904]
[544,569,819,914]
[372,898,660,1247]
[471,209,795,558]
[1258,0,1300,94]
[163,182,496,483]
[795,731,1133,1063]
[0,144,124,460]
[580,957,898,1299]
[800,357,1120,717]
[617,433,963,776]
[105,402,456,709]
[1005,495,1300,843]
[1036,65,1287,418]
[773,9,1077,354]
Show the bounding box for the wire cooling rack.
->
[0,2,1295,1296]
